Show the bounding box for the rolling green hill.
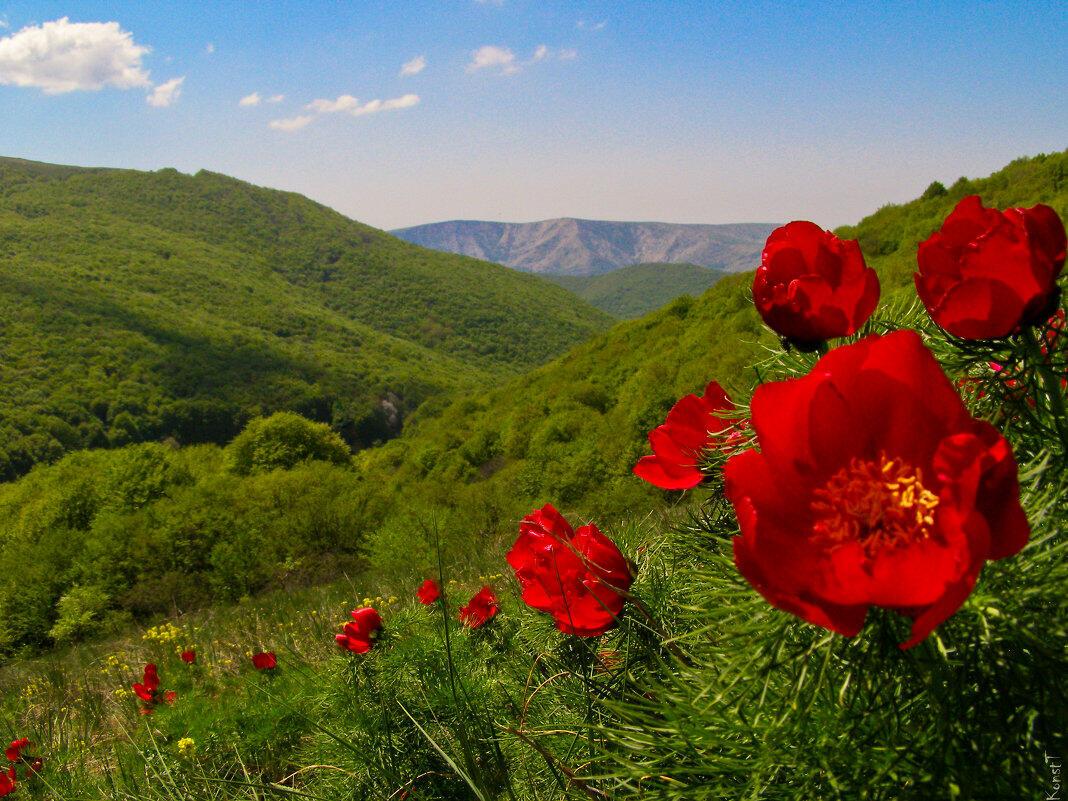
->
[545,262,726,317]
[0,157,612,479]
[356,150,1068,528]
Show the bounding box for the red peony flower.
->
[459,586,499,629]
[753,221,880,345]
[180,649,196,664]
[132,663,160,703]
[725,330,1029,649]
[4,739,29,763]
[633,380,744,490]
[416,579,441,605]
[0,766,15,796]
[335,607,384,654]
[915,195,1066,339]
[251,651,277,671]
[507,504,634,637]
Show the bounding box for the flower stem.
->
[1022,324,1068,453]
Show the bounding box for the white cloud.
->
[0,19,9,30]
[576,20,607,31]
[239,91,261,107]
[146,75,183,107]
[304,92,418,117]
[400,54,425,77]
[269,114,313,132]
[267,93,284,103]
[352,93,420,116]
[467,45,518,75]
[0,17,151,94]
[306,93,361,113]
[557,48,578,61]
[531,44,549,62]
[204,42,215,54]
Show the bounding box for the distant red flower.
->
[4,739,29,763]
[164,690,177,704]
[916,196,1066,339]
[459,586,498,629]
[633,380,743,490]
[335,607,383,654]
[753,221,880,345]
[180,650,196,664]
[27,759,43,776]
[132,663,160,703]
[416,579,441,605]
[251,652,277,671]
[0,766,15,796]
[725,330,1029,649]
[507,504,634,637]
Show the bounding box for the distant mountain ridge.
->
[392,218,778,276]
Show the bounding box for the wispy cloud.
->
[266,93,284,103]
[467,45,518,75]
[239,92,261,107]
[576,19,607,31]
[0,18,9,30]
[468,44,576,75]
[269,114,314,132]
[400,54,426,77]
[274,92,419,131]
[0,17,150,94]
[204,42,215,54]
[146,76,184,107]
[306,94,361,113]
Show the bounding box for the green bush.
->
[224,412,352,474]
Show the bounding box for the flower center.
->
[811,455,939,556]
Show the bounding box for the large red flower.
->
[507,504,634,637]
[916,196,1066,339]
[724,330,1029,649]
[459,586,499,629]
[753,221,880,345]
[633,380,743,490]
[416,579,441,605]
[335,607,383,654]
[0,766,15,797]
[4,739,29,763]
[251,651,277,671]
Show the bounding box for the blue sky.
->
[0,1,1065,230]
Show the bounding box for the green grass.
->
[545,262,726,318]
[0,156,612,480]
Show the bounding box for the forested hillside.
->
[0,158,611,479]
[546,262,725,317]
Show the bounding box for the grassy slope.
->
[0,157,611,478]
[544,262,725,318]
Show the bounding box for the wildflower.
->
[132,663,176,714]
[177,737,196,757]
[335,607,383,654]
[416,580,441,605]
[724,330,1029,648]
[251,652,277,671]
[916,196,1066,339]
[459,586,499,629]
[4,739,29,763]
[0,766,15,796]
[753,221,880,346]
[633,380,744,490]
[507,504,633,637]
[180,649,196,664]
